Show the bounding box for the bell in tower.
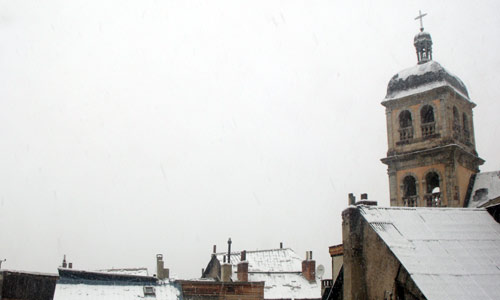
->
[381,12,484,208]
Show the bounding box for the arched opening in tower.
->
[403,176,417,207]
[425,172,441,207]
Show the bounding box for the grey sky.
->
[1,0,499,278]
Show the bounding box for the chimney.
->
[302,251,316,282]
[227,238,232,263]
[280,242,283,249]
[62,255,67,268]
[221,238,233,282]
[355,193,378,206]
[156,254,170,280]
[68,262,73,269]
[213,245,217,254]
[348,193,356,205]
[237,250,249,282]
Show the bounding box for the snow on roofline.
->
[0,269,58,277]
[384,80,470,102]
[384,60,471,102]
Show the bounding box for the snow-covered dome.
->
[414,31,432,49]
[385,29,470,100]
[385,60,469,100]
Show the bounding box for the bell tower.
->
[381,13,484,207]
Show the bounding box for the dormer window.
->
[398,110,414,142]
[420,105,435,138]
[144,286,156,296]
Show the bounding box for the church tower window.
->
[403,175,417,207]
[398,110,413,141]
[420,105,435,137]
[463,113,470,142]
[453,106,461,136]
[424,172,441,207]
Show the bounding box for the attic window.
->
[143,286,156,296]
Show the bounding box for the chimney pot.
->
[241,250,246,261]
[361,193,368,200]
[213,245,217,253]
[280,242,283,249]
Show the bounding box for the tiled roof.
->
[360,206,500,300]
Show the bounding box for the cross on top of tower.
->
[415,10,427,32]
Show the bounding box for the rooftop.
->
[211,248,321,299]
[359,206,500,300]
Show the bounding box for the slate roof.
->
[53,268,181,300]
[385,60,470,101]
[467,171,500,208]
[360,206,500,300]
[213,248,321,299]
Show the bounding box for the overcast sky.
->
[1,0,499,279]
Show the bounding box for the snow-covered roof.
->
[360,206,500,300]
[384,60,470,101]
[54,283,181,300]
[468,171,500,208]
[53,268,181,300]
[214,248,321,299]
[94,268,150,277]
[215,248,303,272]
[249,272,320,300]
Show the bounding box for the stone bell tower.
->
[381,13,484,207]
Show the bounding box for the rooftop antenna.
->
[415,10,427,32]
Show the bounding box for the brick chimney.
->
[355,193,378,206]
[237,250,249,282]
[302,251,316,282]
[156,254,170,280]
